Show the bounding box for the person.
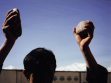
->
[0,9,22,74]
[0,9,108,83]
[23,48,56,83]
[73,20,108,83]
[0,9,56,83]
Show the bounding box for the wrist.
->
[5,38,16,44]
[79,45,89,51]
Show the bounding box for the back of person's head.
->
[23,48,56,83]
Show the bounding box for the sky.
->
[0,0,111,71]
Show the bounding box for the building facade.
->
[0,69,111,83]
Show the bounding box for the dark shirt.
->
[0,64,2,74]
[86,64,108,83]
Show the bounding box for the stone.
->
[76,21,90,38]
[10,8,22,37]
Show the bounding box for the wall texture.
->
[0,69,111,83]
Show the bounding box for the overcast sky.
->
[0,0,111,71]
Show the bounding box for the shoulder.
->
[0,64,3,74]
[86,64,108,83]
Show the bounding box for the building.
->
[0,69,111,83]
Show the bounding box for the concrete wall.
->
[0,69,111,83]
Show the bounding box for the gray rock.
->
[76,21,90,38]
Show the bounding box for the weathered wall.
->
[0,70,111,83]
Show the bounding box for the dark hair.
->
[23,48,56,74]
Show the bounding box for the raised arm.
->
[0,9,22,66]
[73,20,98,71]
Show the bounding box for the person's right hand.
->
[2,9,22,42]
[73,20,95,50]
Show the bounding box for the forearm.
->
[0,39,15,65]
[80,46,98,71]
